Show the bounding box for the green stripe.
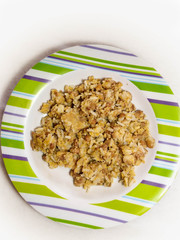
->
[32,62,73,75]
[1,126,24,133]
[48,217,103,229]
[127,183,165,202]
[3,158,37,177]
[12,181,65,199]
[50,54,161,77]
[157,151,180,158]
[1,121,24,129]
[155,155,178,163]
[158,124,180,137]
[14,78,46,95]
[92,200,150,216]
[150,103,180,121]
[130,81,173,94]
[149,166,174,178]
[7,96,32,109]
[58,50,156,71]
[1,138,24,149]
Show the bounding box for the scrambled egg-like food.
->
[31,76,155,191]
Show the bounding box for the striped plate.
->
[1,44,180,229]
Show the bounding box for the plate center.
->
[24,68,158,203]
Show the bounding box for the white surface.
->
[0,0,180,239]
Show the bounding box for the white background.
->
[0,0,180,239]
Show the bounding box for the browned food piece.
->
[61,109,88,133]
[145,136,155,148]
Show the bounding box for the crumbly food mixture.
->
[31,76,155,191]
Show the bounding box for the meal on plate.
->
[31,76,155,191]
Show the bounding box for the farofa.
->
[31,76,155,191]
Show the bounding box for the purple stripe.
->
[48,56,162,78]
[23,75,51,83]
[4,111,26,118]
[1,129,23,135]
[158,140,180,147]
[141,180,166,188]
[28,201,127,223]
[155,158,177,164]
[81,45,137,57]
[148,98,179,107]
[2,154,28,161]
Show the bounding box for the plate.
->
[1,44,180,229]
